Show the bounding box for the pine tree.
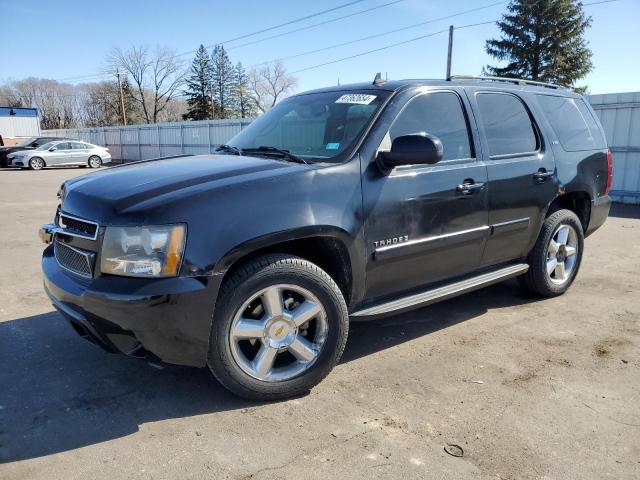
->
[183,44,214,121]
[211,45,235,119]
[485,0,593,87]
[232,62,255,118]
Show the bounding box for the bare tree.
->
[108,46,185,123]
[248,61,298,113]
[1,78,82,129]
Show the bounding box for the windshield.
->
[229,90,390,163]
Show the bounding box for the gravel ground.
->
[0,167,638,480]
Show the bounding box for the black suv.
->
[0,136,69,167]
[40,77,612,400]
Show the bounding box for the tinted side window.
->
[537,95,606,151]
[71,142,87,149]
[476,93,538,157]
[390,92,472,161]
[56,143,71,150]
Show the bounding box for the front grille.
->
[59,213,98,239]
[54,239,94,278]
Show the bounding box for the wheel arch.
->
[545,190,591,233]
[212,226,360,307]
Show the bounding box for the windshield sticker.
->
[326,143,340,150]
[335,94,377,105]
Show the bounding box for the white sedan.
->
[7,140,111,170]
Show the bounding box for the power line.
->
[42,0,621,85]
[55,0,394,81]
[252,0,505,67]
[175,0,377,57]
[292,0,619,74]
[225,0,407,52]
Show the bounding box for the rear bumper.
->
[586,194,611,237]
[42,244,223,367]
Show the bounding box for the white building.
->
[0,107,41,143]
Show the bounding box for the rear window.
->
[537,95,606,151]
[476,93,538,157]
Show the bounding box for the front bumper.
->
[42,244,223,367]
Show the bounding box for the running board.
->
[351,263,529,319]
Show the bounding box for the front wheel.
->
[520,209,584,297]
[208,255,349,401]
[29,157,45,170]
[88,155,102,168]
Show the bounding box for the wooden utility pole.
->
[446,25,454,80]
[210,84,216,119]
[116,70,128,126]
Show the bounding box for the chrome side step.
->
[351,263,529,319]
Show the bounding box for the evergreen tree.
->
[211,45,235,119]
[232,62,255,118]
[183,44,214,121]
[485,0,593,87]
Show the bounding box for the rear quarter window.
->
[537,95,607,151]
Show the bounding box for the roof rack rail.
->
[448,75,569,90]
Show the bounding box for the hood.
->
[60,154,308,222]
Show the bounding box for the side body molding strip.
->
[351,263,529,318]
[374,226,489,261]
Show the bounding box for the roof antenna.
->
[372,72,386,85]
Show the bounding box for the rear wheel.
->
[88,155,102,168]
[520,209,584,297]
[29,157,45,171]
[208,255,349,401]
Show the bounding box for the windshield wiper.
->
[214,144,242,155]
[243,146,308,165]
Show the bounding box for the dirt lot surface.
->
[0,167,639,479]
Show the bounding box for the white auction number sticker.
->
[335,94,377,105]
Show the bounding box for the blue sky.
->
[0,0,637,94]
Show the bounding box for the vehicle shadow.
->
[0,280,538,463]
[608,202,640,219]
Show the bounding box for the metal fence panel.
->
[590,92,640,204]
[43,118,253,163]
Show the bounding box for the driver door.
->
[362,89,489,300]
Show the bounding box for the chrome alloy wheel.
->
[229,284,328,382]
[30,157,44,170]
[88,156,101,168]
[546,224,578,284]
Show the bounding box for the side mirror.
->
[49,147,56,151]
[379,133,443,170]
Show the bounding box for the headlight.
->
[100,224,186,278]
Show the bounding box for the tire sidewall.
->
[534,210,584,295]
[209,259,348,399]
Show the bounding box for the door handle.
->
[456,180,485,195]
[533,169,555,182]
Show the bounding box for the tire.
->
[208,254,349,401]
[520,209,584,297]
[29,157,45,171]
[88,156,102,168]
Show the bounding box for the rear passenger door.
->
[468,90,558,266]
[70,142,89,164]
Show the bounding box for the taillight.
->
[105,147,110,152]
[605,148,613,195]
